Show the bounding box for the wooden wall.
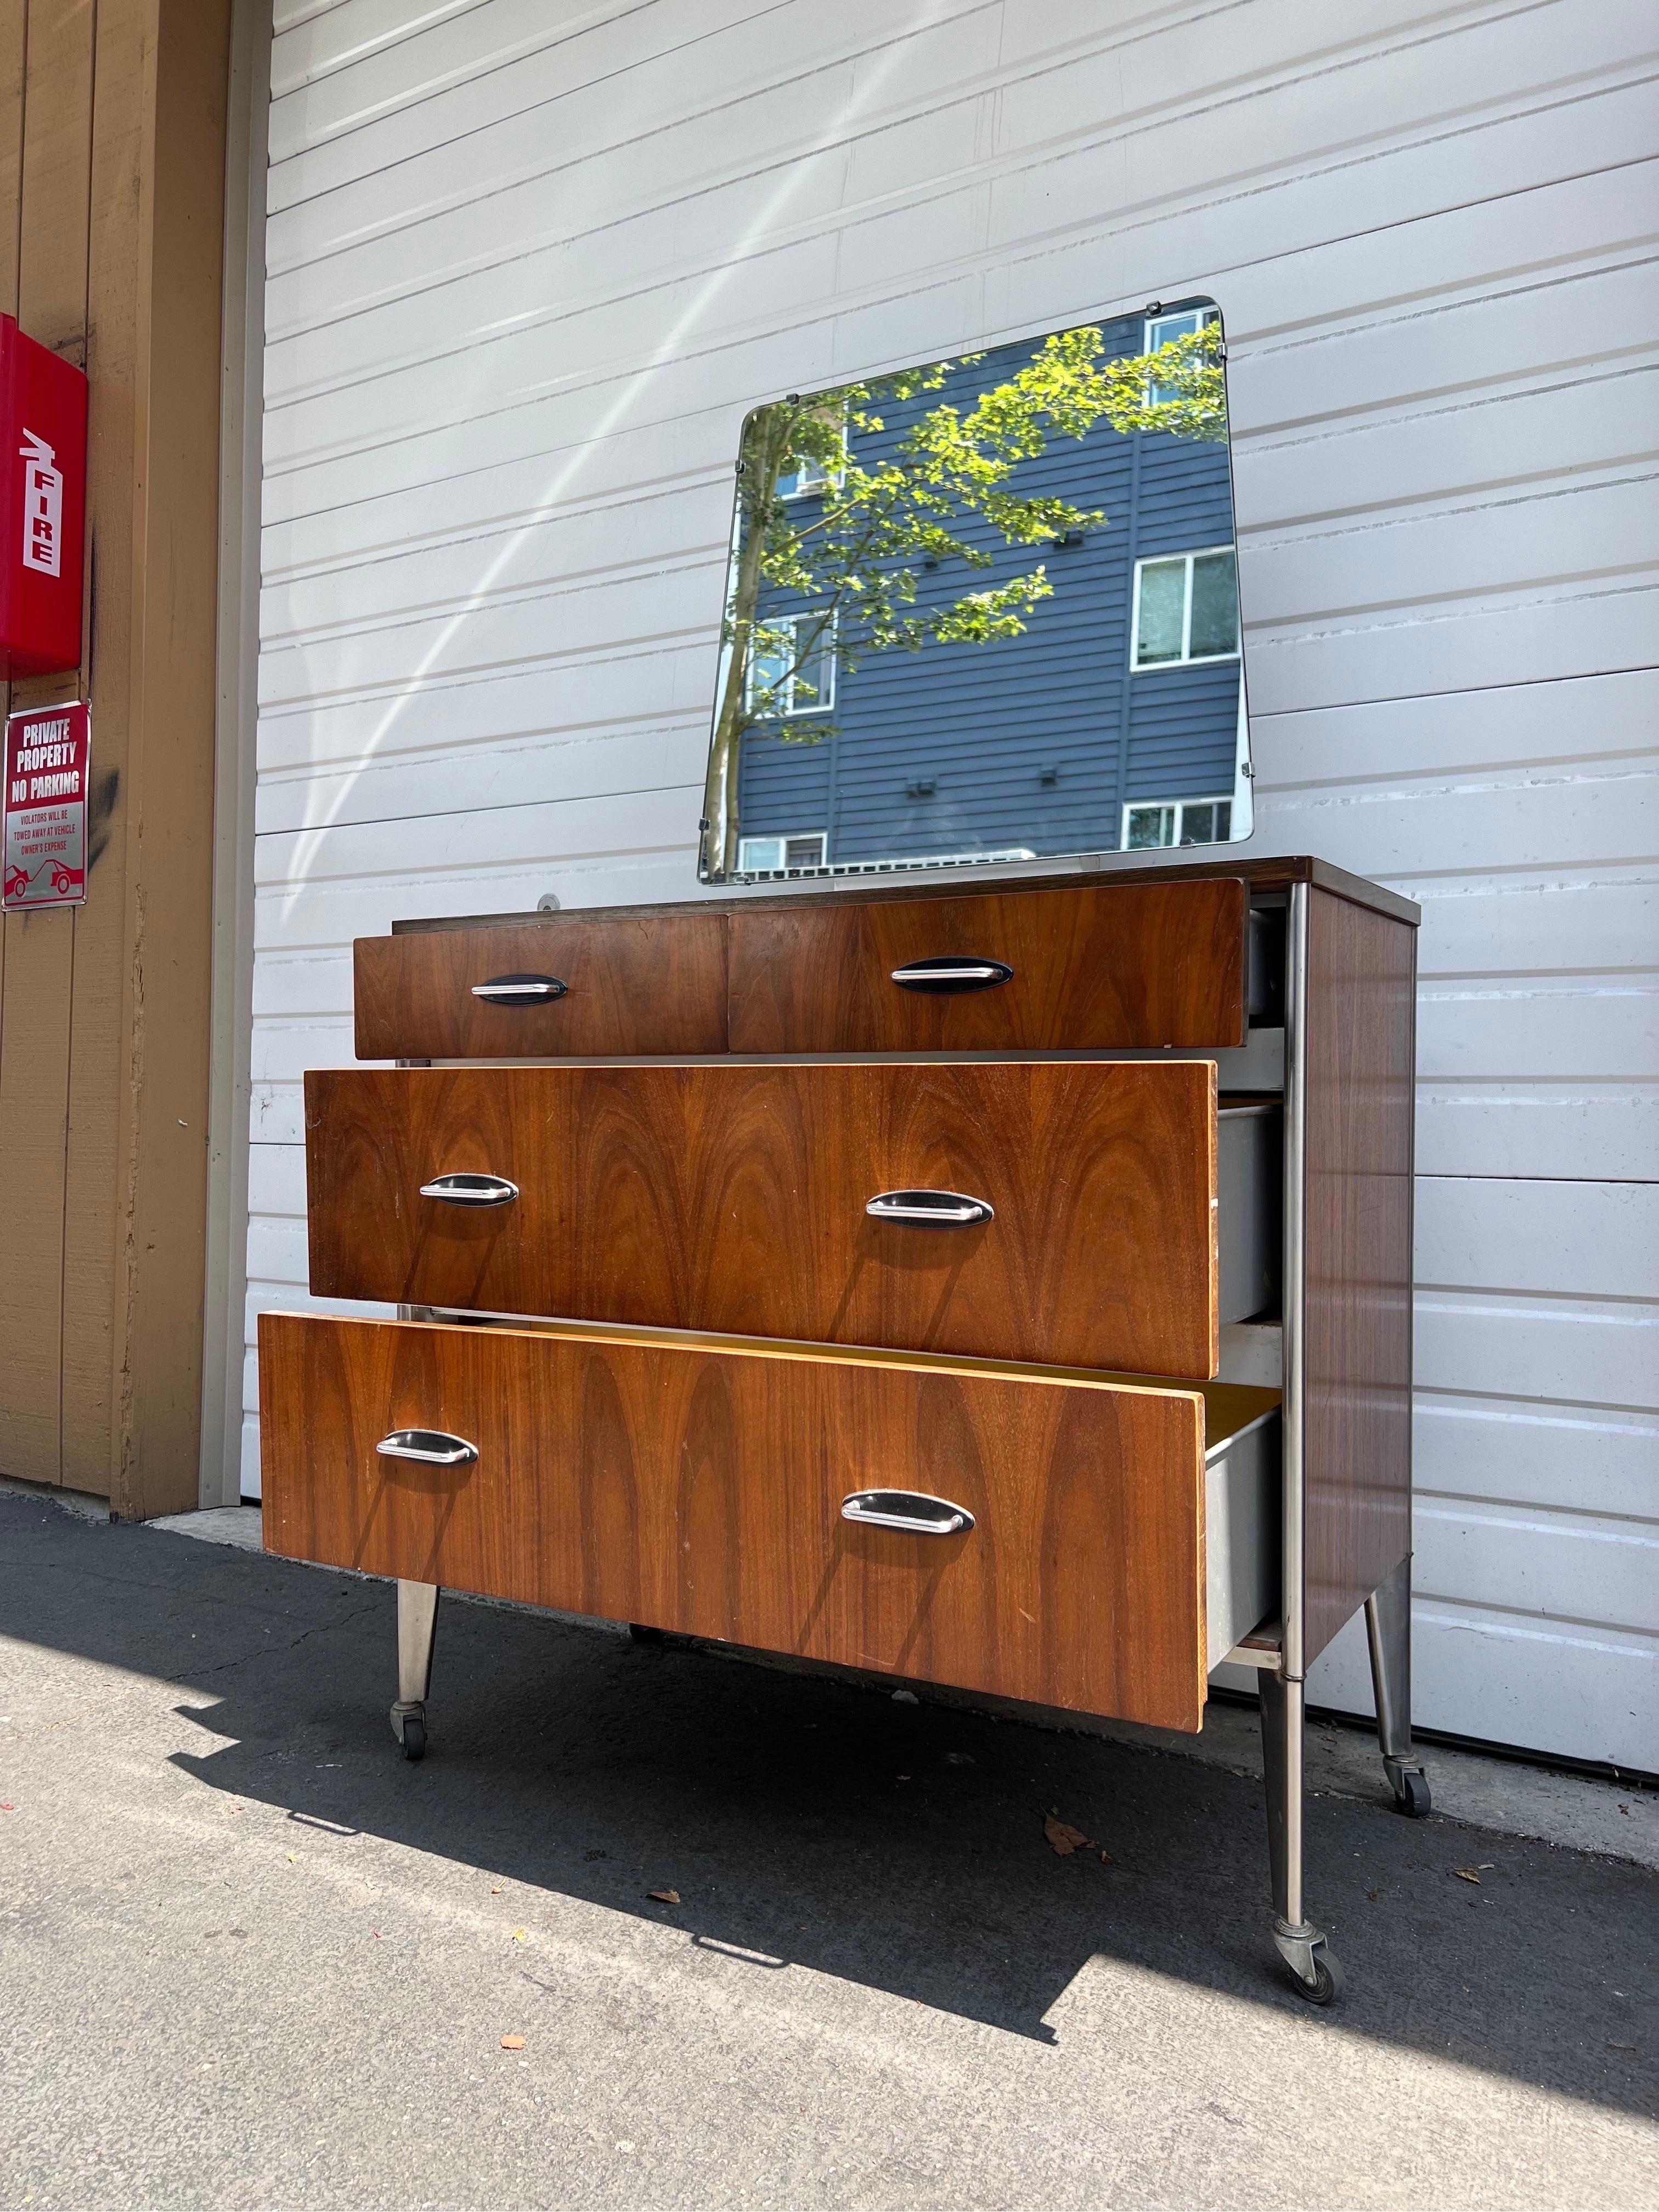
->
[0,0,230,1517]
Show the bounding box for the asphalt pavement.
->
[1,1490,1655,2210]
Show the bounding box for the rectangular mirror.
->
[698,298,1250,883]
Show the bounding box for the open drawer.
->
[258,1313,1279,1734]
[305,1062,1278,1380]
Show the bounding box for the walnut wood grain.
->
[725,880,1249,1052]
[306,1060,1221,1377]
[258,1311,1219,1730]
[353,914,729,1061]
[1301,889,1415,1662]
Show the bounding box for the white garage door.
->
[247,0,1658,1769]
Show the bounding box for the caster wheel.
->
[1393,1770,1431,1818]
[1288,1945,1344,2006]
[400,1713,426,1762]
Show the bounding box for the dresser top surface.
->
[390,854,1419,935]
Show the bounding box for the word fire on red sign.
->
[3,700,89,908]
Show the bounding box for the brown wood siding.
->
[0,1,230,1513]
[1302,887,1416,1661]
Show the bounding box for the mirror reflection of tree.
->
[700,320,1226,880]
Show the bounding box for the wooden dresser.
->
[258,855,1429,2005]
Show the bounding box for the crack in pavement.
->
[0,1598,387,1746]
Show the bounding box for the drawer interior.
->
[259,1312,1279,1734]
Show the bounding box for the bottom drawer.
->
[257,1314,1278,1734]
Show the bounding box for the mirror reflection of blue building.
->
[732,306,1249,878]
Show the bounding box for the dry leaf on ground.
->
[647,1888,681,1904]
[1452,1869,1482,1884]
[500,2034,526,2051]
[1044,1815,1091,1855]
[510,1926,528,1940]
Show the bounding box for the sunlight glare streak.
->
[275,2,953,927]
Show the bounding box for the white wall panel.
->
[249,0,1659,1766]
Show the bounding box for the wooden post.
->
[0,0,232,1516]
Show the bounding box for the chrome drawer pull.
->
[890,957,1013,994]
[842,1489,975,1536]
[866,1188,994,1227]
[471,972,567,1004]
[419,1172,519,1207]
[376,1429,478,1467]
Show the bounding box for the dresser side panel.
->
[1302,890,1416,1662]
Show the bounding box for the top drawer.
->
[726,879,1250,1053]
[355,913,729,1061]
[354,878,1251,1061]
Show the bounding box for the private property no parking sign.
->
[3,701,89,909]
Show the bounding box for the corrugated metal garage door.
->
[247,0,1658,1767]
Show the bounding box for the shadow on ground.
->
[2,1495,1652,2112]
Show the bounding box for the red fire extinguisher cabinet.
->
[0,314,88,681]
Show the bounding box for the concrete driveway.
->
[1,1490,1654,2210]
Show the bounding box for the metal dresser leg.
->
[1365,1554,1431,1816]
[1259,1670,1344,2005]
[1267,881,1342,2005]
[391,1579,439,1762]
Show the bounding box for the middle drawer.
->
[306,1062,1275,1378]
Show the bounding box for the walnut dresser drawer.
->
[257,1311,1279,1734]
[351,875,1258,1062]
[354,912,729,1060]
[725,877,1253,1052]
[304,1061,1279,1378]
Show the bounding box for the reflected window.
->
[746,613,837,717]
[776,406,847,500]
[1123,796,1233,849]
[1132,548,1239,667]
[1145,306,1220,404]
[737,831,827,873]
[776,454,837,500]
